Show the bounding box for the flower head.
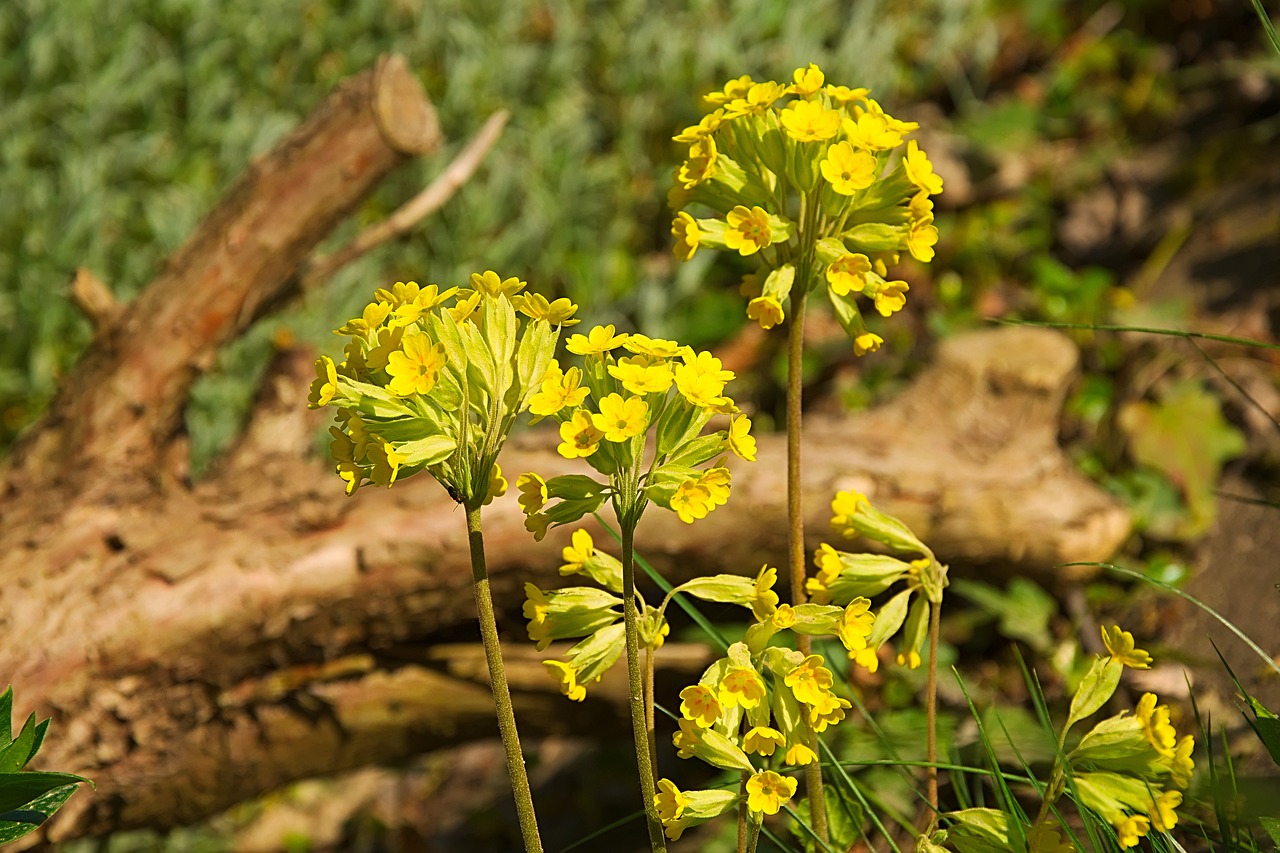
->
[724,205,772,256]
[821,141,877,195]
[672,212,701,261]
[557,409,605,459]
[566,324,628,356]
[780,99,841,142]
[679,684,722,728]
[385,332,447,397]
[544,660,586,701]
[745,770,797,815]
[743,725,786,756]
[592,393,650,443]
[719,666,766,709]
[903,139,944,195]
[516,472,548,515]
[1102,625,1153,670]
[747,295,785,329]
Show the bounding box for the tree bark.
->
[0,57,1130,844]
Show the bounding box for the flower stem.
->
[926,595,941,812]
[465,504,543,853]
[622,521,668,852]
[786,286,828,843]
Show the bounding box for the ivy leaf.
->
[1119,380,1246,539]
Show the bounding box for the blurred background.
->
[3,0,1279,849]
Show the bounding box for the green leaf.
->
[0,782,82,843]
[0,716,36,774]
[0,772,88,815]
[1259,815,1280,846]
[1118,380,1246,539]
[1067,657,1122,730]
[0,686,10,745]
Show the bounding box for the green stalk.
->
[926,596,941,812]
[622,521,668,852]
[465,504,543,853]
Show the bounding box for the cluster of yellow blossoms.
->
[515,324,755,538]
[307,273,572,504]
[670,64,943,355]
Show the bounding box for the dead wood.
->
[0,56,1131,845]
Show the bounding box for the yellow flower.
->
[366,441,404,488]
[1135,693,1177,754]
[903,139,944,195]
[699,466,732,508]
[529,360,590,418]
[623,334,687,359]
[525,511,552,541]
[336,461,363,496]
[654,778,692,823]
[1101,625,1153,670]
[724,205,772,256]
[791,63,825,96]
[772,603,796,629]
[671,479,715,524]
[907,216,939,263]
[752,565,780,622]
[469,270,526,298]
[678,136,717,188]
[723,81,787,117]
[673,109,725,144]
[671,211,701,262]
[1114,814,1150,849]
[873,280,909,317]
[608,357,675,395]
[821,141,877,195]
[747,295,784,329]
[897,650,922,669]
[523,583,550,647]
[592,393,649,442]
[743,725,787,756]
[851,645,880,672]
[680,684,722,728]
[544,660,586,702]
[703,74,754,107]
[566,324,628,355]
[560,528,594,575]
[557,409,605,459]
[334,300,392,337]
[481,463,507,506]
[1163,734,1195,788]
[909,189,934,220]
[516,472,548,515]
[784,655,835,706]
[838,598,875,652]
[719,667,766,709]
[854,333,884,356]
[385,331,447,396]
[844,111,902,151]
[780,99,841,142]
[727,415,757,462]
[674,350,735,409]
[745,770,797,815]
[809,692,851,733]
[783,741,817,766]
[1148,789,1182,831]
[514,292,581,326]
[672,718,703,758]
[308,356,339,408]
[826,252,872,295]
[824,84,870,105]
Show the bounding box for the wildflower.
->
[724,205,772,256]
[854,332,884,356]
[826,252,872,295]
[746,770,797,815]
[680,684,722,728]
[678,136,717,188]
[1114,814,1150,849]
[654,779,692,823]
[844,111,902,151]
[561,528,594,575]
[751,566,780,622]
[907,216,939,263]
[747,296,785,329]
[544,660,586,701]
[703,74,754,107]
[385,331,447,396]
[529,360,590,417]
[516,472,548,515]
[366,441,403,487]
[719,667,766,709]
[873,280,909,316]
[308,356,339,408]
[481,463,507,506]
[743,726,786,756]
[785,655,835,706]
[821,141,877,195]
[727,415,757,462]
[608,357,675,395]
[623,334,686,359]
[772,604,796,629]
[903,140,944,195]
[783,741,817,766]
[525,511,552,541]
[565,324,628,356]
[1148,789,1182,831]
[724,81,787,117]
[838,598,875,652]
[592,393,649,443]
[825,84,870,104]
[1135,693,1178,754]
[523,583,550,646]
[334,300,393,337]
[671,212,701,263]
[672,718,702,758]
[1163,734,1195,787]
[514,292,580,326]
[851,645,880,672]
[557,409,605,459]
[674,350,735,408]
[469,269,526,298]
[809,693,851,733]
[698,466,732,509]
[791,63,824,96]
[671,479,715,524]
[897,650,922,669]
[1101,625,1153,670]
[780,99,841,142]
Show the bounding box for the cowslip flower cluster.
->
[516,326,756,537]
[523,529,669,702]
[805,489,948,672]
[670,63,943,355]
[647,566,876,839]
[308,273,575,505]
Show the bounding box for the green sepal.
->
[788,139,820,193]
[761,263,795,301]
[867,588,913,648]
[565,622,626,685]
[656,398,713,460]
[1069,715,1152,764]
[825,286,869,340]
[900,594,929,660]
[785,604,845,637]
[822,552,913,601]
[333,377,418,419]
[546,474,609,503]
[672,574,756,608]
[515,318,557,412]
[1066,657,1122,731]
[480,292,517,405]
[843,222,905,253]
[665,433,724,469]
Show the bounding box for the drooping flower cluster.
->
[805,489,948,672]
[308,273,576,505]
[670,64,944,355]
[645,566,876,839]
[517,326,756,538]
[523,529,669,703]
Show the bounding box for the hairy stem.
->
[926,595,941,812]
[465,504,543,853]
[623,522,668,852]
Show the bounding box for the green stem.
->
[465,504,543,853]
[745,812,764,853]
[623,521,668,852]
[926,596,941,813]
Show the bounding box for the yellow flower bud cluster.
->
[309,273,575,504]
[670,63,944,354]
[517,327,756,538]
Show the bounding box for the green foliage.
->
[0,685,88,844]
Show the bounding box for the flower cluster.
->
[308,273,574,505]
[523,529,669,702]
[516,325,755,538]
[805,489,948,672]
[670,63,943,354]
[647,566,876,839]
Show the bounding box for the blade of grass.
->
[996,319,1280,351]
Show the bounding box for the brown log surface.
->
[0,57,1130,844]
